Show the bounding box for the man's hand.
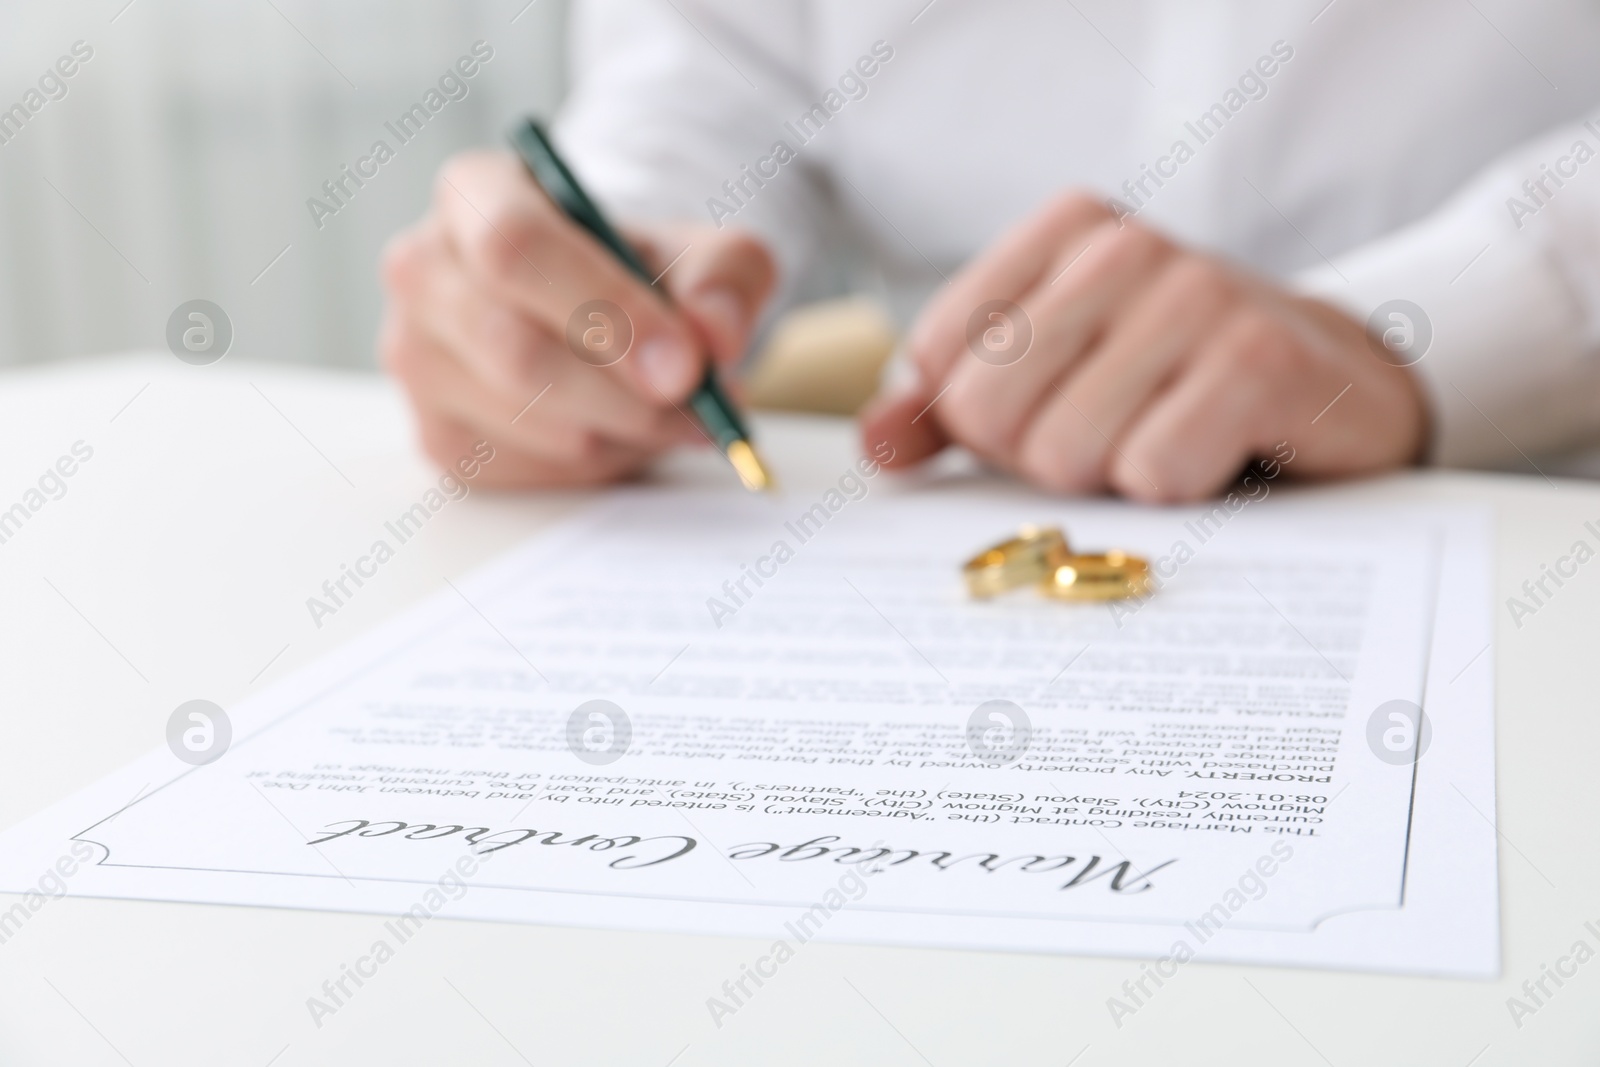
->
[380,151,775,487]
[862,193,1429,501]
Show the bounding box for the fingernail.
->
[877,351,924,399]
[638,337,697,398]
[689,287,745,348]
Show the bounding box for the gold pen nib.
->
[725,439,776,493]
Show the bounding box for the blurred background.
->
[0,0,570,370]
[6,1,1586,469]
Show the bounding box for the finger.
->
[906,192,1112,385]
[631,225,777,368]
[857,381,951,470]
[1017,255,1237,492]
[413,407,648,490]
[934,220,1172,464]
[383,221,686,452]
[1111,310,1295,503]
[383,218,536,396]
[433,152,704,400]
[380,306,663,474]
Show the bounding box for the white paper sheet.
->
[0,485,1498,976]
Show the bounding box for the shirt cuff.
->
[1293,156,1600,468]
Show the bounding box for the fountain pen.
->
[509,118,774,492]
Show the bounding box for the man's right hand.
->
[380,151,776,487]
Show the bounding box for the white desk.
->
[0,354,1595,1066]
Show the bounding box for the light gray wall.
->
[0,0,569,369]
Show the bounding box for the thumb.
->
[858,377,950,470]
[660,229,776,367]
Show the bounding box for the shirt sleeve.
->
[554,0,832,307]
[1294,116,1600,468]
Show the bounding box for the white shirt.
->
[556,0,1600,468]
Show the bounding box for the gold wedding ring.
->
[1039,551,1152,601]
[963,528,1151,602]
[961,525,1071,598]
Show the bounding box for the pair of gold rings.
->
[962,525,1151,601]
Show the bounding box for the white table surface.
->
[0,353,1596,1067]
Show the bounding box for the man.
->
[380,0,1600,500]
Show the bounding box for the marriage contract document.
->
[0,485,1498,976]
